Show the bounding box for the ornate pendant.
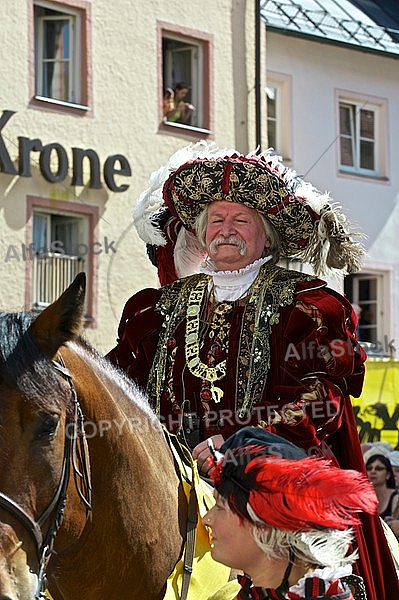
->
[211,385,224,403]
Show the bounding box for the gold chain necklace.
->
[185,280,226,403]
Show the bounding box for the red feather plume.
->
[245,456,378,531]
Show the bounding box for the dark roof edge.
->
[266,26,399,60]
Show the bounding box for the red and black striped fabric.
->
[237,574,355,600]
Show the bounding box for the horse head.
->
[0,273,185,599]
[0,273,88,599]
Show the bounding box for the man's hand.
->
[192,434,225,475]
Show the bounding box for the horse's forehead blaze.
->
[0,523,37,596]
[0,523,22,556]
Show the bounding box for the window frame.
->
[158,21,213,136]
[336,90,387,180]
[30,0,92,114]
[35,11,79,104]
[266,71,292,161]
[344,269,392,355]
[26,196,99,326]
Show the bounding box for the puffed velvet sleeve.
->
[106,288,163,389]
[268,285,366,449]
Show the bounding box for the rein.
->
[0,355,92,599]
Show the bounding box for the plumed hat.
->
[134,141,365,280]
[208,427,377,532]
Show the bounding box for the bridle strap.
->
[0,491,43,551]
[53,357,92,513]
[0,428,71,564]
[38,432,71,529]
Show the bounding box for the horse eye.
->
[35,413,60,440]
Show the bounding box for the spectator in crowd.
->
[366,453,399,539]
[362,441,394,464]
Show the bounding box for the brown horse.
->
[0,273,189,600]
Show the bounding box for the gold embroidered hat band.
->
[134,141,365,277]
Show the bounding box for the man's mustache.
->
[208,235,247,256]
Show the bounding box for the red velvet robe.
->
[107,267,399,600]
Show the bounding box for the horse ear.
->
[29,272,86,357]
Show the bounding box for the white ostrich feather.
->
[133,140,237,246]
[296,529,357,567]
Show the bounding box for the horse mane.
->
[0,308,160,433]
[69,337,160,427]
[0,311,65,407]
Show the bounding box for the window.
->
[26,197,99,325]
[159,23,212,134]
[32,1,91,110]
[266,85,278,150]
[345,272,391,356]
[32,210,87,308]
[337,93,387,178]
[266,73,291,159]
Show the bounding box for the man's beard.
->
[208,235,247,256]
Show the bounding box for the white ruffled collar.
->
[200,256,272,302]
[288,564,352,596]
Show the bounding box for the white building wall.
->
[266,31,399,349]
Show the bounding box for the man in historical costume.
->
[107,142,399,599]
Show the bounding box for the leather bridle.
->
[0,355,92,599]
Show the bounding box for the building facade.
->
[1,0,266,353]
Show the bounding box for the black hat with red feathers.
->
[208,427,377,532]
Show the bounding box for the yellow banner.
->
[352,358,399,447]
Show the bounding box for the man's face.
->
[205,201,269,271]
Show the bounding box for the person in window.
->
[165,82,195,124]
[106,141,399,600]
[204,426,379,600]
[162,87,175,120]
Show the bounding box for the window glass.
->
[34,2,81,105]
[338,99,379,176]
[360,109,375,170]
[265,73,291,159]
[32,211,86,308]
[345,274,380,346]
[162,37,198,127]
[266,86,277,150]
